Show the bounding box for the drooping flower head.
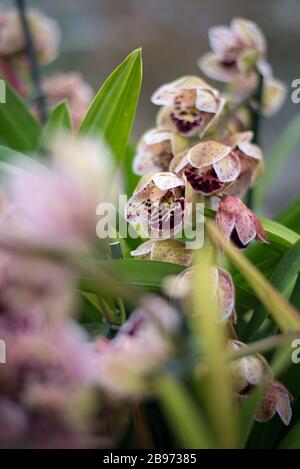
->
[151,76,225,137]
[125,172,192,238]
[170,131,263,196]
[165,265,235,322]
[229,340,293,425]
[199,18,266,83]
[216,196,268,248]
[133,127,188,175]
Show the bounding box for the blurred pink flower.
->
[41,72,93,129]
[216,196,268,248]
[0,7,61,64]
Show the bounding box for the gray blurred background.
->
[4,0,300,214]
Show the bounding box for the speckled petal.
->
[188,141,232,168]
[151,239,193,266]
[169,150,189,174]
[248,211,269,244]
[231,17,266,53]
[235,210,257,246]
[195,88,219,113]
[143,128,173,145]
[225,131,253,148]
[263,77,287,117]
[156,106,177,131]
[216,209,235,240]
[152,172,185,191]
[274,381,293,426]
[217,266,235,321]
[238,141,263,160]
[213,151,241,182]
[131,240,154,258]
[198,52,239,83]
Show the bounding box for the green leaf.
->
[207,221,300,333]
[78,49,142,167]
[79,259,183,295]
[254,112,300,209]
[0,144,45,176]
[156,374,214,448]
[275,196,300,234]
[121,141,139,196]
[244,238,300,338]
[279,421,300,448]
[238,384,267,448]
[41,101,72,146]
[0,78,41,152]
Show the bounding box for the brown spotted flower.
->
[131,239,193,266]
[199,18,266,83]
[165,265,235,322]
[125,172,192,238]
[170,131,262,196]
[216,196,268,248]
[229,340,293,425]
[133,128,188,175]
[151,76,225,137]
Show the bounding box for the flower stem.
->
[246,72,264,209]
[15,0,48,123]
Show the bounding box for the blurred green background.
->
[4,0,300,214]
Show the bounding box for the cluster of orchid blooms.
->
[0,8,293,448]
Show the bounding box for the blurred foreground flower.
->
[93,296,180,399]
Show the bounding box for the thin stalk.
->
[246,72,264,209]
[15,0,47,123]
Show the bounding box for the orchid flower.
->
[125,172,192,238]
[133,127,188,175]
[165,265,235,322]
[216,196,268,248]
[151,76,225,137]
[170,131,263,196]
[199,18,267,83]
[229,340,293,425]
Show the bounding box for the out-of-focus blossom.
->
[229,340,293,425]
[0,7,61,64]
[40,72,93,129]
[0,322,98,447]
[133,127,188,175]
[164,265,235,322]
[131,239,193,266]
[170,132,262,196]
[216,196,268,248]
[5,135,111,249]
[92,296,180,399]
[125,172,192,238]
[199,18,266,83]
[152,76,225,137]
[229,72,287,118]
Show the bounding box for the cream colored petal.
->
[195,88,219,113]
[152,172,184,191]
[131,240,154,257]
[188,141,231,168]
[238,141,263,160]
[143,128,173,145]
[208,25,239,54]
[151,83,179,106]
[225,131,253,148]
[213,152,241,182]
[151,239,193,266]
[198,52,239,83]
[156,106,177,131]
[133,151,162,176]
[231,17,266,53]
[263,77,287,117]
[171,75,211,90]
[217,266,235,321]
[200,97,226,137]
[169,150,189,174]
